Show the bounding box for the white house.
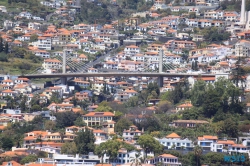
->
[32,36,52,50]
[157,132,194,150]
[124,45,140,56]
[122,125,143,141]
[42,59,62,70]
[198,135,218,151]
[19,11,32,19]
[146,154,182,166]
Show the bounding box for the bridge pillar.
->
[159,49,163,73]
[60,77,67,85]
[157,76,164,87]
[62,50,66,74]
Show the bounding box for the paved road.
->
[20,72,216,79]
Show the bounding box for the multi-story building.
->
[114,148,144,164]
[235,40,250,57]
[42,59,62,71]
[198,135,218,151]
[171,120,209,128]
[124,45,140,56]
[146,154,182,166]
[122,125,143,141]
[32,36,52,50]
[157,132,194,150]
[83,112,115,126]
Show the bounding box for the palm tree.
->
[193,145,202,166]
[130,153,142,166]
[59,129,65,143]
[36,134,43,147]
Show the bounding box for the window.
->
[84,117,87,120]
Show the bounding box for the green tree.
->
[30,34,38,42]
[125,96,139,107]
[50,92,62,103]
[20,155,38,164]
[4,42,8,54]
[0,37,3,52]
[95,139,135,163]
[0,52,8,62]
[55,112,81,128]
[61,142,77,155]
[193,145,202,166]
[74,117,86,127]
[157,100,172,113]
[137,134,163,158]
[44,120,56,131]
[95,103,113,112]
[30,104,42,112]
[189,12,196,19]
[1,136,13,150]
[74,128,95,154]
[169,83,183,104]
[20,95,27,112]
[190,80,206,106]
[115,118,132,134]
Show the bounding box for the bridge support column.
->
[157,76,164,87]
[159,49,163,73]
[60,77,67,85]
[62,50,66,74]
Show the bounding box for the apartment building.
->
[198,135,218,151]
[122,125,143,141]
[157,132,194,150]
[165,40,196,50]
[32,36,52,50]
[124,45,140,56]
[171,120,209,128]
[83,112,115,126]
[146,154,182,166]
[235,40,250,57]
[42,59,62,70]
[176,102,193,111]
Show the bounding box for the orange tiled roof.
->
[159,154,177,158]
[217,140,235,145]
[83,112,114,117]
[166,132,180,138]
[2,161,21,166]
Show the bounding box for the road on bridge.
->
[19,72,216,79]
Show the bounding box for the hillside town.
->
[0,0,250,165]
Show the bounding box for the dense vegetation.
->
[7,0,54,18]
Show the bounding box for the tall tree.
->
[61,142,77,155]
[193,145,202,166]
[55,112,80,128]
[190,80,207,106]
[95,139,135,163]
[0,37,3,52]
[74,128,95,154]
[137,134,163,158]
[114,118,132,134]
[4,42,8,54]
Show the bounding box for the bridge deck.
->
[19,72,216,79]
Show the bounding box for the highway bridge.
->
[19,72,216,79]
[19,72,218,87]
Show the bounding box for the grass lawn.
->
[0,0,8,6]
[0,58,42,75]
